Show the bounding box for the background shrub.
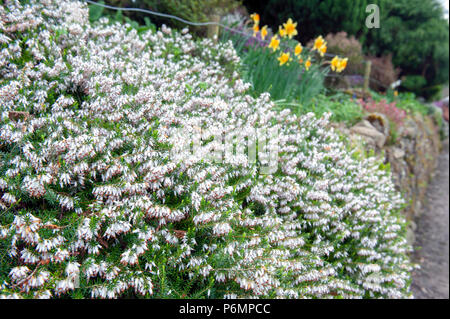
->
[323,32,365,76]
[103,0,241,35]
[313,31,366,90]
[243,0,372,45]
[366,0,449,99]
[367,54,400,92]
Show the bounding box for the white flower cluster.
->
[0,0,413,299]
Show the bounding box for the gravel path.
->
[411,139,449,299]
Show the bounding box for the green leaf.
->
[88,0,105,22]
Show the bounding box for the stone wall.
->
[386,115,442,220]
[333,112,445,244]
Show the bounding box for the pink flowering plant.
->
[359,98,407,127]
[0,0,414,299]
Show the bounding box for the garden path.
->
[411,139,449,299]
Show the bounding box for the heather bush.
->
[0,0,413,299]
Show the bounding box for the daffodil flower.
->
[294,43,303,56]
[278,26,287,38]
[277,52,291,66]
[330,56,339,71]
[268,35,280,52]
[330,56,348,72]
[282,18,298,39]
[337,57,348,72]
[252,23,260,37]
[313,36,325,51]
[250,13,260,24]
[261,25,268,40]
[305,57,312,71]
[318,44,327,57]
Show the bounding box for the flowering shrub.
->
[359,99,407,128]
[0,0,413,299]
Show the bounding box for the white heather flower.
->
[212,222,232,237]
[65,262,80,278]
[55,278,75,295]
[60,173,71,187]
[9,266,30,282]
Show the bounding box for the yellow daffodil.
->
[394,90,399,97]
[337,57,348,72]
[278,26,287,38]
[268,35,280,52]
[250,13,260,24]
[330,56,339,71]
[318,44,327,57]
[305,57,311,71]
[283,18,298,39]
[313,35,325,51]
[252,23,260,37]
[294,43,303,56]
[261,25,268,40]
[330,56,347,72]
[278,52,291,66]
